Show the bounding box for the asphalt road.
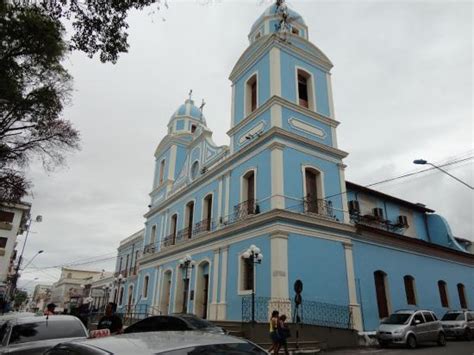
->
[322,341,474,355]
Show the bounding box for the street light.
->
[242,244,263,323]
[178,254,195,313]
[413,159,473,190]
[21,250,44,271]
[10,215,43,299]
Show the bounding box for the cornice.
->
[144,127,347,218]
[227,95,339,137]
[154,135,192,157]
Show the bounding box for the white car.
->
[441,310,474,340]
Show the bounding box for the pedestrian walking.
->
[268,310,281,354]
[278,314,290,355]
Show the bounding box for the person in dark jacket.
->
[97,302,122,334]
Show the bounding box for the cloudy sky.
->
[19,0,473,289]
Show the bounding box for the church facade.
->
[113,3,473,331]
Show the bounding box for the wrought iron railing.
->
[303,197,335,219]
[143,242,157,254]
[233,199,257,222]
[161,233,175,248]
[176,227,192,242]
[241,296,352,329]
[350,213,407,234]
[193,219,214,235]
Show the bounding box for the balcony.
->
[161,233,176,249]
[176,227,192,243]
[350,212,408,233]
[143,242,157,255]
[303,197,336,220]
[193,219,215,236]
[233,199,257,223]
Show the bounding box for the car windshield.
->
[178,315,216,329]
[442,313,464,321]
[382,313,411,325]
[9,319,86,345]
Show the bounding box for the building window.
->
[246,74,258,115]
[185,201,194,238]
[143,276,149,298]
[403,275,417,305]
[255,32,261,40]
[297,69,314,110]
[374,270,390,318]
[191,161,199,180]
[291,26,299,35]
[0,211,14,223]
[150,225,157,244]
[457,283,467,309]
[242,170,256,215]
[241,256,254,291]
[119,287,124,305]
[125,254,129,274]
[159,160,166,184]
[134,250,139,275]
[438,280,449,308]
[118,257,123,273]
[304,167,323,213]
[203,194,213,231]
[67,272,72,279]
[191,124,197,133]
[170,214,178,243]
[0,237,7,248]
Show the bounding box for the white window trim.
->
[150,224,158,245]
[237,251,253,296]
[169,212,179,236]
[201,192,214,222]
[301,164,325,200]
[294,66,317,112]
[244,71,259,117]
[192,258,212,318]
[190,160,200,181]
[240,168,258,204]
[159,159,166,185]
[183,199,196,230]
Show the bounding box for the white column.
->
[269,47,281,97]
[217,246,228,320]
[224,173,230,222]
[152,266,161,314]
[270,104,282,128]
[217,177,223,226]
[343,242,363,331]
[168,145,177,181]
[209,249,220,320]
[269,232,291,318]
[270,142,285,209]
[338,163,350,223]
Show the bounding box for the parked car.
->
[123,314,225,335]
[45,331,267,354]
[0,315,88,354]
[0,312,34,326]
[441,310,474,340]
[376,309,446,349]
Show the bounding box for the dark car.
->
[0,315,88,354]
[123,314,225,335]
[45,331,267,355]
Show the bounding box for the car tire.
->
[379,340,388,348]
[437,332,446,346]
[465,328,472,341]
[407,334,417,349]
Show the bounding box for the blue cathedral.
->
[112,2,473,332]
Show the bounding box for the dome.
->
[250,2,306,33]
[170,98,205,123]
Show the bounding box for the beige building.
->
[51,268,102,311]
[31,284,52,312]
[84,272,114,311]
[0,201,31,298]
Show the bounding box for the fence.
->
[241,296,353,329]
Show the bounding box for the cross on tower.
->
[199,99,206,119]
[188,89,193,101]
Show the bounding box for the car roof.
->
[8,314,82,325]
[394,309,434,314]
[61,331,248,354]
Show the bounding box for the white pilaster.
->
[338,163,350,223]
[209,249,220,320]
[270,104,282,128]
[269,47,281,97]
[168,145,177,181]
[231,84,236,128]
[217,177,223,225]
[152,266,162,314]
[270,142,285,209]
[327,72,336,119]
[343,242,363,331]
[217,246,228,320]
[224,173,230,222]
[270,232,289,298]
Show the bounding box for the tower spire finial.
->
[188,89,193,101]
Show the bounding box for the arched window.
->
[374,270,390,318]
[143,275,149,298]
[304,167,323,213]
[242,170,256,215]
[246,74,258,115]
[185,201,194,238]
[438,280,449,308]
[119,287,124,305]
[159,160,166,184]
[457,283,468,309]
[191,124,197,133]
[240,255,254,292]
[150,225,157,244]
[403,275,417,305]
[297,69,314,110]
[203,194,213,231]
[170,214,178,244]
[118,257,123,272]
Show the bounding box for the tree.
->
[1,1,164,201]
[0,3,79,202]
[14,290,28,309]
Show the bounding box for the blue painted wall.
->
[281,107,332,146]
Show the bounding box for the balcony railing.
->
[161,233,176,249]
[350,213,407,234]
[143,242,157,254]
[176,227,192,242]
[193,219,214,236]
[303,197,335,219]
[233,199,257,223]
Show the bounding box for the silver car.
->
[376,309,446,349]
[45,331,267,354]
[441,310,474,340]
